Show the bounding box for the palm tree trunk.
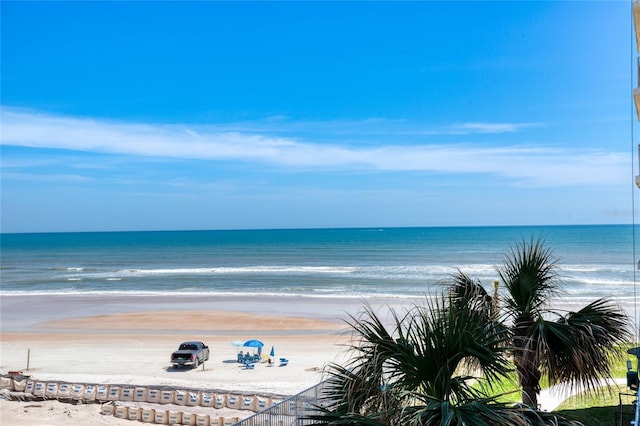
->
[518,359,541,408]
[491,280,500,319]
[513,315,541,408]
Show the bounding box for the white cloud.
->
[1,172,94,183]
[450,122,539,134]
[0,107,627,187]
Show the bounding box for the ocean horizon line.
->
[0,222,632,236]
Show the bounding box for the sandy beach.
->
[0,294,414,425]
[1,293,633,424]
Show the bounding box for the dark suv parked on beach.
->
[170,341,209,368]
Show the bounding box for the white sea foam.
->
[560,263,633,273]
[563,276,635,287]
[105,266,358,277]
[70,264,501,281]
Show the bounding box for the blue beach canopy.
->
[243,339,264,348]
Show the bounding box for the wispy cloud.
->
[199,116,540,137]
[1,107,626,187]
[1,172,94,183]
[449,122,539,134]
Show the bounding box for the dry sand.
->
[0,293,412,425]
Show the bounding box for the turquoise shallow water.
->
[0,225,636,308]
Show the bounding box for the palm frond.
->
[446,269,493,313]
[319,303,407,414]
[515,404,584,425]
[535,298,632,391]
[314,293,522,425]
[499,238,559,316]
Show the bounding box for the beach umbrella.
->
[243,339,264,348]
[269,346,275,357]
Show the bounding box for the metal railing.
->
[233,381,327,426]
[628,346,640,426]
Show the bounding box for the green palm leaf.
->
[535,298,631,390]
[499,238,559,316]
[310,296,524,425]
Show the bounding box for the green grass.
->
[478,371,521,403]
[610,342,637,376]
[553,386,636,425]
[473,366,554,404]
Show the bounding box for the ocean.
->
[0,225,637,313]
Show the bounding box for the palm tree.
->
[449,238,632,408]
[309,295,578,425]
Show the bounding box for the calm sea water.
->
[0,225,637,308]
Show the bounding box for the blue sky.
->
[0,1,636,233]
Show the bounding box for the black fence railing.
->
[232,381,328,426]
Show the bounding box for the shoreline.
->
[0,293,428,331]
[2,292,635,332]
